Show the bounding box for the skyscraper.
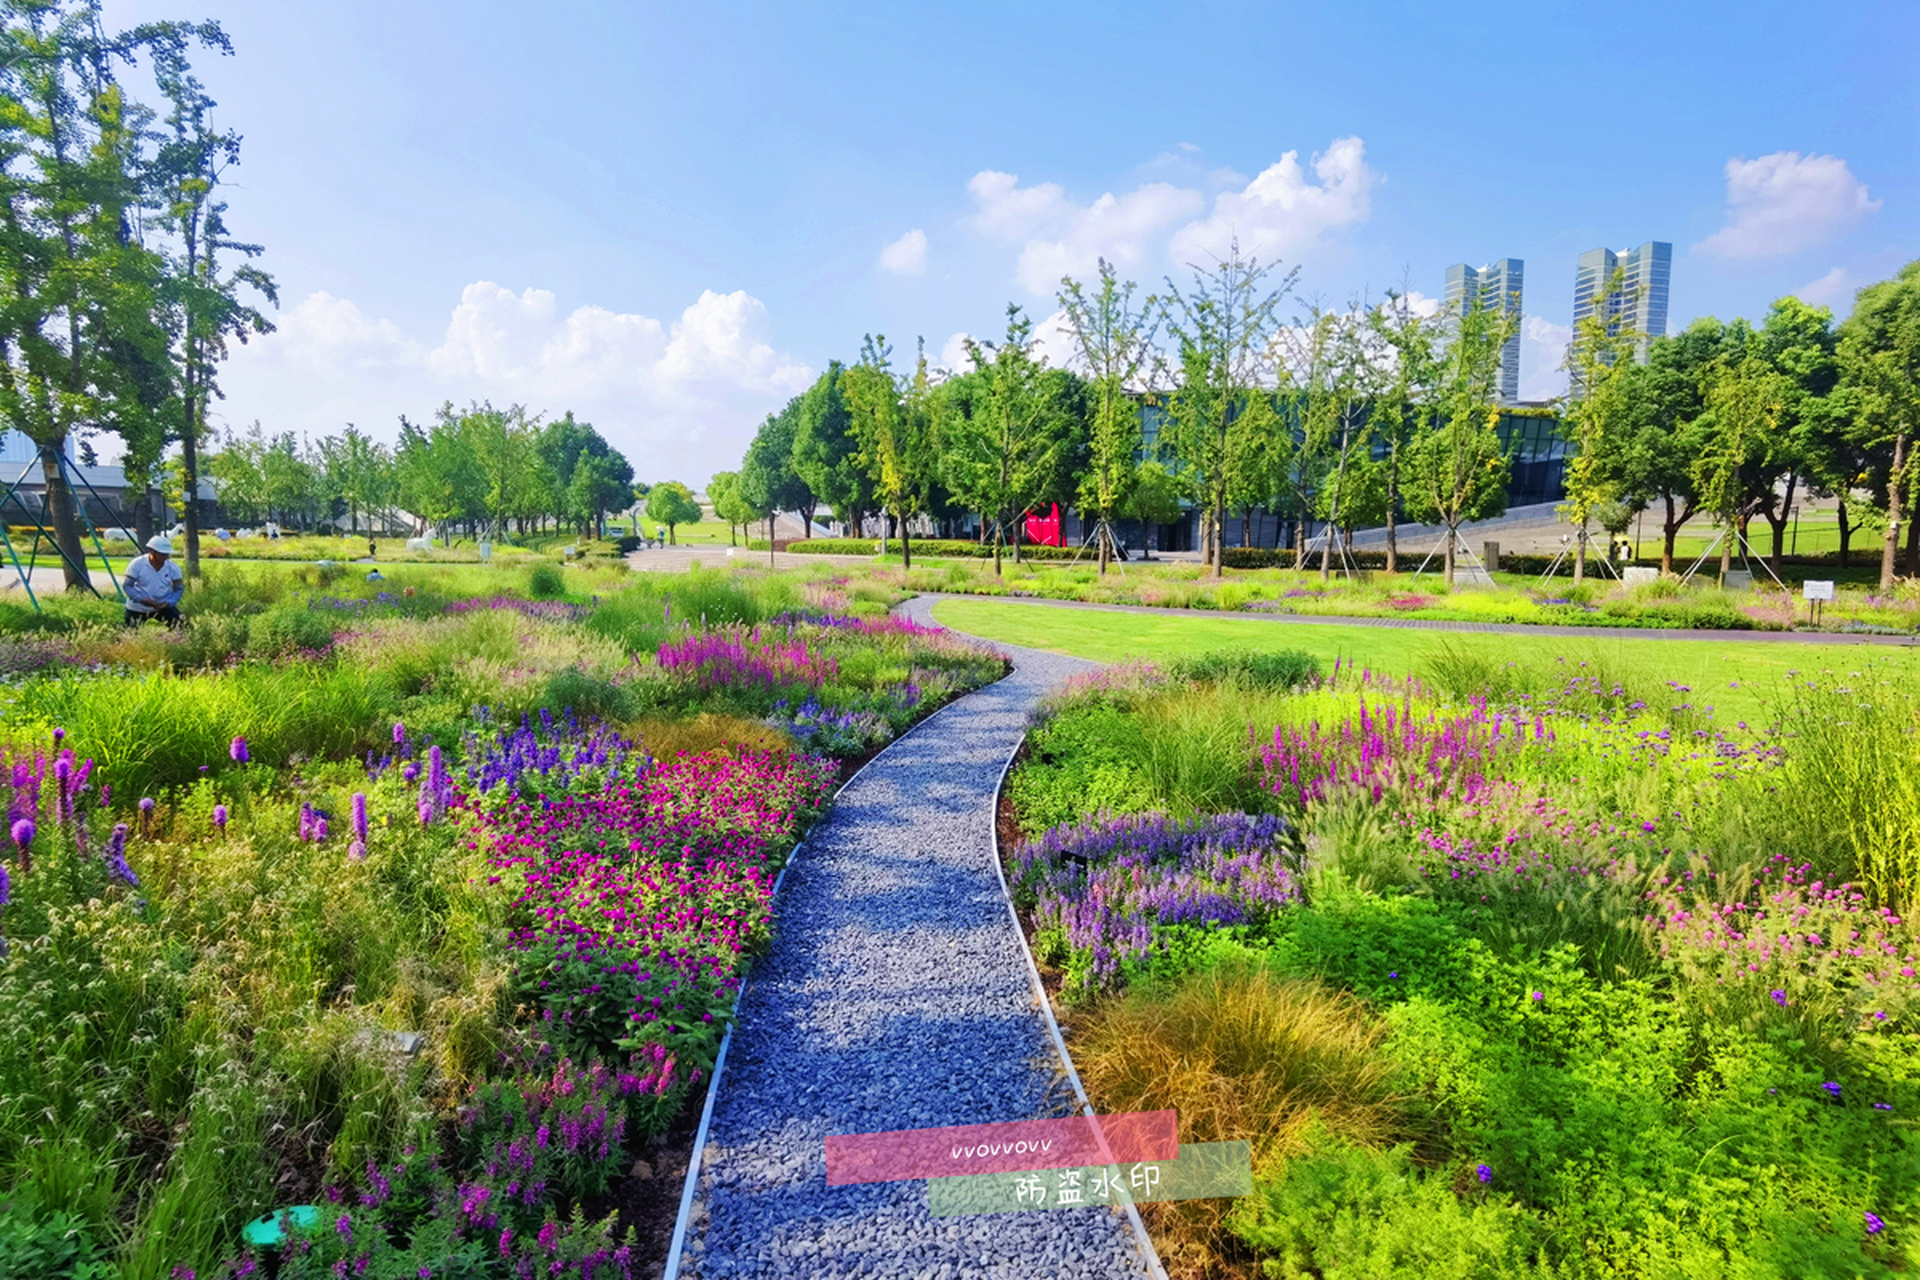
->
[1444,258,1523,404]
[1572,241,1671,363]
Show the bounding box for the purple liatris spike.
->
[230,736,250,764]
[0,861,9,906]
[10,818,32,851]
[393,721,405,746]
[98,784,109,808]
[139,797,154,815]
[104,822,137,887]
[298,803,314,843]
[314,816,328,842]
[418,794,435,826]
[348,840,366,862]
[213,805,228,830]
[351,793,368,844]
[402,761,420,783]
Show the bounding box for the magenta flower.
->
[213,805,228,830]
[10,818,32,851]
[393,721,406,746]
[348,840,367,862]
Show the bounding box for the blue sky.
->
[108,0,1916,483]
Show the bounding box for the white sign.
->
[1803,580,1835,601]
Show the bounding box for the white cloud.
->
[937,331,976,374]
[1694,151,1880,259]
[878,228,928,275]
[934,310,1076,374]
[1794,266,1855,313]
[1520,316,1572,402]
[967,170,1202,297]
[1169,137,1376,268]
[219,283,812,483]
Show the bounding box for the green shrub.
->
[527,564,566,599]
[246,603,337,657]
[1169,647,1320,691]
[543,667,634,723]
[1229,1142,1543,1280]
[0,1200,115,1280]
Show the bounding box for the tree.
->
[1692,347,1784,583]
[1838,260,1920,590]
[843,335,937,569]
[942,306,1075,575]
[1058,259,1159,572]
[206,423,268,523]
[738,406,811,554]
[1402,295,1516,585]
[537,412,634,536]
[0,6,218,588]
[1753,296,1838,575]
[1365,290,1444,572]
[792,363,866,536]
[708,470,755,545]
[1560,269,1639,582]
[646,480,700,544]
[1608,323,1732,573]
[394,412,479,541]
[319,424,390,535]
[1161,239,1296,578]
[1121,457,1186,560]
[152,31,275,577]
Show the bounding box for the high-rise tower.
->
[1444,258,1523,404]
[1572,242,1670,363]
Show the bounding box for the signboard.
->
[1803,580,1835,601]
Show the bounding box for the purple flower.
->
[1530,991,1544,1003]
[1875,1102,1894,1111]
[1770,989,1787,1007]
[10,818,32,851]
[348,840,366,862]
[139,797,155,815]
[104,823,137,887]
[213,805,228,830]
[352,793,369,844]
[314,816,329,842]
[1641,821,1657,833]
[99,784,110,808]
[230,736,250,764]
[1475,1163,1493,1184]
[0,862,10,906]
[403,762,420,784]
[1865,1211,1884,1235]
[1822,1081,1842,1100]
[51,727,63,743]
[393,721,406,746]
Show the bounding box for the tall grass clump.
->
[1070,963,1403,1278]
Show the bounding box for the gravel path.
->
[677,599,1154,1280]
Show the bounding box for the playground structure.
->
[0,449,129,610]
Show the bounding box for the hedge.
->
[746,537,1090,561]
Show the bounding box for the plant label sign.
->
[1803,580,1835,601]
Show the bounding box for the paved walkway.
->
[918,592,1920,647]
[678,601,1152,1280]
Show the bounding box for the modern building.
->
[1572,242,1671,366]
[1444,258,1524,405]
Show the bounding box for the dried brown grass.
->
[1066,962,1405,1279]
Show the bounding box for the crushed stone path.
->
[677,598,1153,1280]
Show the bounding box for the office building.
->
[1572,241,1671,363]
[1444,259,1524,405]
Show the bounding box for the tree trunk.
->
[1573,527,1587,585]
[992,515,1004,576]
[1384,453,1399,574]
[1443,526,1457,587]
[1212,494,1226,578]
[39,440,89,592]
[899,510,911,570]
[1882,434,1906,592]
[133,483,156,550]
[1766,473,1797,577]
[1294,516,1308,570]
[1719,522,1733,584]
[1836,497,1851,569]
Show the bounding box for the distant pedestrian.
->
[123,536,184,626]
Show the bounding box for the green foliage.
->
[527,563,566,599]
[1230,1141,1543,1280]
[0,1198,116,1280]
[1167,647,1320,691]
[246,601,337,656]
[645,480,703,540]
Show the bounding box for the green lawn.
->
[931,596,1920,728]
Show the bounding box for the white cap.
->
[146,535,174,556]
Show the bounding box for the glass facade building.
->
[1572,242,1671,382]
[1444,258,1524,405]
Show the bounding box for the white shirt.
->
[123,555,183,613]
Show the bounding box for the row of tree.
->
[1569,261,1920,589]
[202,404,638,542]
[724,251,1920,587]
[720,242,1525,582]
